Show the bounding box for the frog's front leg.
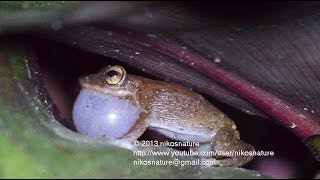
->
[192,127,255,167]
[120,111,150,141]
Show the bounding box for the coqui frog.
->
[72,65,254,167]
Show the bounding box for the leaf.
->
[0,1,71,33]
[0,1,172,34]
[37,25,266,117]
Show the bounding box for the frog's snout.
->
[72,89,139,139]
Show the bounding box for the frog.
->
[72,65,255,167]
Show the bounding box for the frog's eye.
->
[105,66,127,85]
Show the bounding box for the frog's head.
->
[79,65,140,97]
[73,65,142,139]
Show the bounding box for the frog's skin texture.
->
[72,65,255,167]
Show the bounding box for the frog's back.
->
[137,77,236,142]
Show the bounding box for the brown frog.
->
[72,65,255,167]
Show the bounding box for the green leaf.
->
[0,1,147,35]
[0,1,72,34]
